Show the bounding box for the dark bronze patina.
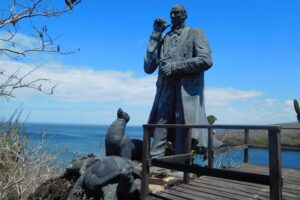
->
[144,4,222,157]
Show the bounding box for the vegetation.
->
[207,115,217,125]
[0,0,81,99]
[0,1,81,198]
[0,111,61,199]
[294,99,300,123]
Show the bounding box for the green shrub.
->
[294,99,300,123]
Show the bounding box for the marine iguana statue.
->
[70,155,141,200]
[66,153,99,177]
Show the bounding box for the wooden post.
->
[244,129,249,163]
[268,128,282,200]
[208,128,213,168]
[141,126,151,199]
[183,128,191,184]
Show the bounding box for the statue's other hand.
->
[153,18,170,33]
[71,187,84,196]
[161,63,172,77]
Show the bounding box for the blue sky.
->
[1,0,299,125]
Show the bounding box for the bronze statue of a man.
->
[144,4,222,157]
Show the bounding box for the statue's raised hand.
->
[153,18,170,33]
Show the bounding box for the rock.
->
[28,177,75,200]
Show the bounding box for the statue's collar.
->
[171,23,186,31]
[168,24,187,36]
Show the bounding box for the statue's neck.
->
[171,23,186,31]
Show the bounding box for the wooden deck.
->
[145,164,300,200]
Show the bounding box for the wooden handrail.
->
[143,123,281,130]
[244,128,249,163]
[141,124,282,200]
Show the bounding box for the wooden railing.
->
[141,124,282,200]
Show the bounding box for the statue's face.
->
[117,108,130,123]
[170,5,187,26]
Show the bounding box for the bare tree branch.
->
[0,0,81,99]
[0,65,59,99]
[0,114,62,199]
[0,0,81,58]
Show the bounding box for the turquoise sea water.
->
[24,123,300,169]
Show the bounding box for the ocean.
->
[23,123,300,169]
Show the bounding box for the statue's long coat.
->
[144,25,222,149]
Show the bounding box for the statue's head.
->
[170,4,187,27]
[65,154,99,176]
[117,108,130,123]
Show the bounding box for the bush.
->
[0,111,61,199]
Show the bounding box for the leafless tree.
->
[0,113,63,199]
[0,0,81,99]
[0,65,58,98]
[0,1,81,198]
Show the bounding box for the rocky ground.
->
[27,170,83,200]
[27,161,182,200]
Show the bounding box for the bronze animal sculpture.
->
[105,108,143,161]
[70,155,141,200]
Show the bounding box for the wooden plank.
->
[244,128,249,163]
[195,176,299,199]
[269,128,282,200]
[283,189,300,198]
[193,177,269,197]
[153,154,192,163]
[178,184,239,200]
[147,164,300,200]
[236,166,300,185]
[183,128,191,184]
[282,183,300,193]
[143,124,281,131]
[179,183,265,200]
[151,159,270,185]
[201,172,300,196]
[190,179,269,200]
[200,175,269,189]
[172,185,230,200]
[207,128,213,168]
[162,188,214,200]
[236,170,300,184]
[170,186,229,200]
[236,165,300,186]
[150,191,187,200]
[141,127,151,199]
[237,164,300,179]
[145,196,162,200]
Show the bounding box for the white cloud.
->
[205,87,263,107]
[1,60,265,107]
[264,98,278,106]
[285,100,294,106]
[1,60,297,125]
[52,68,156,105]
[0,60,157,105]
[206,97,296,124]
[0,31,39,54]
